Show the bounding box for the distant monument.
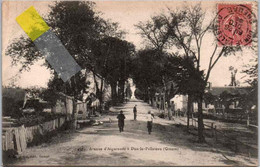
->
[128,78,136,99]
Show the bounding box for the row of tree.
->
[132,4,257,142]
[6,1,135,128]
[6,2,257,141]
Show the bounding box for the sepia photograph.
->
[2,0,258,166]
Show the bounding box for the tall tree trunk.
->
[93,72,100,98]
[145,89,149,103]
[71,98,77,130]
[111,82,117,105]
[93,72,103,112]
[100,78,104,105]
[118,80,125,103]
[197,93,205,142]
[151,96,154,106]
[187,94,192,130]
[71,76,78,130]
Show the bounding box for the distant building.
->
[170,94,188,112]
[169,86,251,115]
[151,79,252,117]
[153,81,177,111]
[204,86,251,114]
[84,70,111,104]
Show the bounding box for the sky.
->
[2,1,258,88]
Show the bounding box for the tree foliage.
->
[91,37,135,103]
[6,1,129,104]
[131,48,201,104]
[135,3,255,142]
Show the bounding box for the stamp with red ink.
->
[217,4,252,46]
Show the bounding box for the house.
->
[52,70,112,118]
[168,86,251,116]
[152,81,178,111]
[205,86,251,114]
[84,70,111,109]
[53,92,88,119]
[151,79,252,117]
[170,94,188,112]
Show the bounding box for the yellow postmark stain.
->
[16,6,50,41]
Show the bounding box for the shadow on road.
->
[74,117,250,166]
[6,99,256,167]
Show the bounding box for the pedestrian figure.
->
[117,110,125,132]
[146,111,154,134]
[133,105,137,120]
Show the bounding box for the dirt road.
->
[7,100,258,166]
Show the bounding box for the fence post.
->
[192,114,194,126]
[214,125,217,142]
[211,123,214,137]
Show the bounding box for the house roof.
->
[208,86,251,96]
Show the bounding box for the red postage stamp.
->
[217,4,252,46]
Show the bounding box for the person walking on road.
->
[146,111,154,134]
[133,105,137,120]
[117,110,125,132]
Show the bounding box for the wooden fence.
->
[2,117,67,154]
[183,117,258,157]
[2,92,89,155]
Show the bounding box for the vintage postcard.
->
[2,0,258,166]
